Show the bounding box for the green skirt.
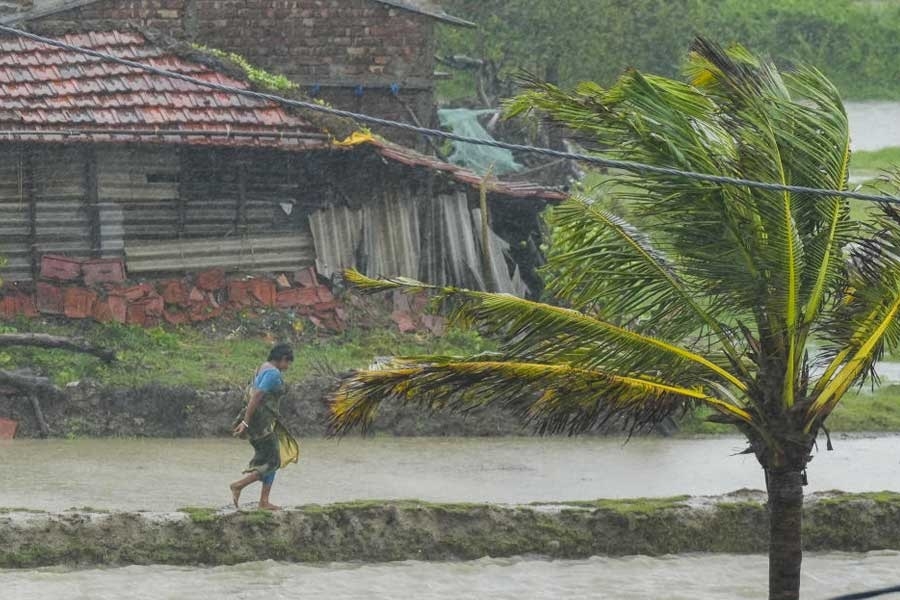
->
[244,421,300,478]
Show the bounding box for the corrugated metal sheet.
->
[32,145,92,258]
[311,187,528,295]
[309,188,420,280]
[0,146,30,281]
[125,233,315,274]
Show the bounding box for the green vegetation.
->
[439,0,900,103]
[0,317,491,388]
[193,45,297,91]
[679,387,900,434]
[180,506,218,523]
[850,147,900,175]
[333,41,900,599]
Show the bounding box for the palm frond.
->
[545,197,749,374]
[329,358,753,436]
[342,270,747,391]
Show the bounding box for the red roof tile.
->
[0,29,565,201]
[0,29,326,148]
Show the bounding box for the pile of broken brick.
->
[0,255,346,331]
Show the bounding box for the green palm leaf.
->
[330,358,751,436]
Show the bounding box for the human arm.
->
[233,389,265,436]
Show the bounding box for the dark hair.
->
[268,343,294,362]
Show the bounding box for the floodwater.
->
[847,101,900,151]
[1,436,898,512]
[2,553,899,600]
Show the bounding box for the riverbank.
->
[2,492,899,568]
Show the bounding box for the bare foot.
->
[230,483,242,509]
[258,502,281,511]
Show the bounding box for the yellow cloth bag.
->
[275,420,300,468]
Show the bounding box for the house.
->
[0,27,564,302]
[0,0,475,147]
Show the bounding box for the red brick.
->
[36,282,64,314]
[121,283,153,302]
[126,301,147,326]
[164,309,189,326]
[40,254,82,281]
[82,258,126,286]
[17,293,38,317]
[0,292,38,319]
[64,287,98,319]
[316,286,335,303]
[275,273,291,290]
[189,303,224,322]
[107,295,127,323]
[294,267,319,288]
[143,293,165,316]
[91,298,114,323]
[314,300,338,313]
[196,269,226,291]
[276,287,320,308]
[228,280,254,306]
[0,296,15,319]
[391,310,417,333]
[159,280,190,306]
[0,418,17,440]
[249,278,277,306]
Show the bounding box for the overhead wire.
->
[0,23,898,205]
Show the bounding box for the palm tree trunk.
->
[767,469,804,600]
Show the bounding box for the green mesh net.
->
[438,108,523,176]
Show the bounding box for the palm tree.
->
[330,39,900,600]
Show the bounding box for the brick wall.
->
[33,0,438,146]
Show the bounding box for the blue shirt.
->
[254,367,284,393]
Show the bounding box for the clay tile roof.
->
[0,27,565,201]
[0,29,328,149]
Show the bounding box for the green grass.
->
[850,147,900,173]
[0,317,492,389]
[679,386,900,434]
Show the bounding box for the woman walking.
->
[230,343,299,510]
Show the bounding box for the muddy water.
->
[2,436,898,511]
[2,553,899,599]
[847,101,900,151]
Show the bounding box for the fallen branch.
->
[0,334,115,363]
[29,394,50,438]
[0,369,60,397]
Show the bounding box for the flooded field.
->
[2,435,898,512]
[847,101,900,151]
[3,553,899,600]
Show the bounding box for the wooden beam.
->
[84,146,102,257]
[177,148,188,238]
[236,158,248,233]
[21,145,38,280]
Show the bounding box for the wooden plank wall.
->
[0,143,316,281]
[0,147,32,282]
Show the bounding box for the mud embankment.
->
[2,492,899,568]
[0,378,538,438]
